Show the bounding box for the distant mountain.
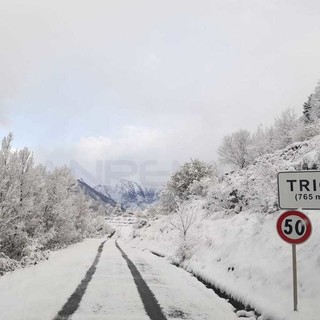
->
[77,179,117,210]
[95,179,159,210]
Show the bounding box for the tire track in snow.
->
[53,235,112,320]
[116,241,167,320]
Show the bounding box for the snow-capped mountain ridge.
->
[95,179,159,210]
[77,178,117,209]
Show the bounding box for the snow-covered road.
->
[0,238,239,320]
[114,241,238,320]
[0,239,103,320]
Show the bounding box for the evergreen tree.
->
[303,95,313,123]
[310,82,320,121]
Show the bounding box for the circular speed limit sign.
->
[277,211,312,244]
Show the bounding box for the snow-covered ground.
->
[73,237,238,320]
[128,136,320,320]
[0,230,241,320]
[0,239,104,320]
[131,204,320,320]
[71,239,150,320]
[106,215,140,227]
[118,241,238,320]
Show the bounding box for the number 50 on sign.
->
[277,210,312,244]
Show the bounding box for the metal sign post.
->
[276,210,312,312]
[292,244,298,312]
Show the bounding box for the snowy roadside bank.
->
[0,238,107,320]
[147,253,264,320]
[131,210,320,320]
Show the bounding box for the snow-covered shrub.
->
[204,184,230,214]
[204,157,280,216]
[175,237,196,263]
[0,223,30,260]
[87,215,113,237]
[240,163,278,214]
[0,252,19,275]
[291,119,320,142]
[138,204,160,218]
[20,239,50,266]
[205,182,248,215]
[136,219,147,229]
[300,150,320,170]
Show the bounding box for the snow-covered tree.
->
[218,129,253,169]
[303,95,313,123]
[170,203,197,239]
[73,192,91,238]
[0,133,18,223]
[159,188,178,214]
[273,108,298,149]
[252,125,276,157]
[27,164,48,238]
[0,134,24,259]
[169,202,200,262]
[166,159,215,200]
[291,118,320,142]
[16,148,34,208]
[309,82,320,121]
[0,133,111,267]
[43,166,80,248]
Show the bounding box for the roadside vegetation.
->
[132,81,320,320]
[0,134,112,274]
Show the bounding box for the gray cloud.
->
[2,0,320,185]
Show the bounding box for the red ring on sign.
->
[277,210,312,244]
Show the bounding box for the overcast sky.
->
[1,0,320,186]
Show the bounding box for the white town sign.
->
[277,171,320,210]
